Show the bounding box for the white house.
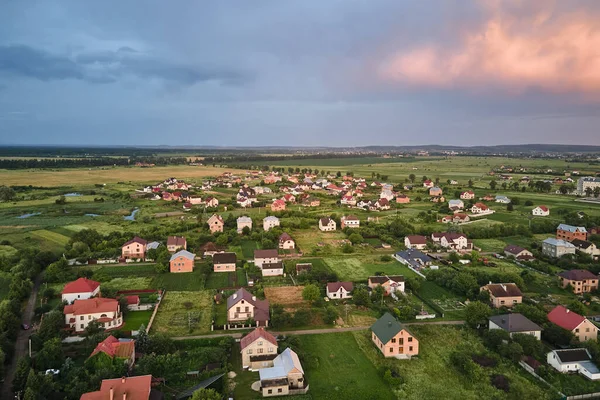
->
[448,199,464,210]
[404,235,427,250]
[263,216,280,231]
[488,314,542,340]
[61,278,101,304]
[237,216,253,233]
[64,298,123,333]
[532,206,550,216]
[254,249,280,269]
[547,349,600,380]
[460,191,475,200]
[278,233,295,250]
[319,217,337,231]
[326,282,353,299]
[261,262,284,277]
[340,215,360,229]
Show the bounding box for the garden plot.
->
[264,286,307,309]
[151,290,213,336]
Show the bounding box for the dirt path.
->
[1,274,42,399]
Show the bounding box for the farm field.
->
[151,290,213,336]
[323,256,420,282]
[264,286,307,308]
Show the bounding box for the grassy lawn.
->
[151,290,213,336]
[122,310,153,331]
[240,241,259,259]
[102,277,153,291]
[296,331,395,400]
[151,268,207,291]
[206,272,237,289]
[324,257,420,282]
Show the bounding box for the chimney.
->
[489,281,492,285]
[233,293,237,300]
[252,296,256,301]
[566,309,570,313]
[123,393,127,400]
[110,388,114,400]
[388,321,392,327]
[121,377,126,383]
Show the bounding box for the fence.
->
[144,290,165,334]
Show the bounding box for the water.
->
[124,208,139,221]
[64,193,82,197]
[85,213,100,217]
[17,212,41,219]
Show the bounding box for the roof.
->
[166,236,186,247]
[371,312,410,344]
[473,202,488,210]
[126,295,140,305]
[543,238,576,248]
[536,205,549,212]
[504,245,527,255]
[240,327,278,351]
[395,249,432,263]
[227,288,269,321]
[146,241,161,250]
[254,249,279,259]
[342,215,359,221]
[405,235,427,245]
[482,283,522,298]
[62,277,100,294]
[557,224,587,233]
[369,275,405,284]
[320,217,333,225]
[558,269,598,281]
[81,375,152,400]
[259,348,304,381]
[207,214,224,224]
[64,297,118,316]
[488,313,542,333]
[571,239,594,250]
[552,348,591,363]
[262,262,283,270]
[264,216,280,222]
[169,250,195,262]
[327,282,353,292]
[279,233,293,242]
[213,252,237,264]
[90,336,135,359]
[123,236,147,247]
[548,305,586,331]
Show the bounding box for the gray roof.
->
[263,216,279,222]
[259,348,303,381]
[213,252,237,264]
[543,238,576,248]
[557,224,587,233]
[395,249,432,264]
[552,348,591,363]
[488,313,542,333]
[237,216,252,223]
[169,250,195,262]
[371,312,410,344]
[147,241,161,250]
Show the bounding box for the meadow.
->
[323,256,420,282]
[150,290,214,336]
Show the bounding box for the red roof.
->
[64,297,119,316]
[240,327,277,351]
[126,295,140,305]
[474,202,488,210]
[90,335,135,359]
[406,235,427,245]
[548,305,586,331]
[538,205,549,212]
[62,277,100,295]
[81,375,152,400]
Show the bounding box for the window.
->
[391,338,396,343]
[245,307,249,312]
[278,388,283,393]
[247,349,252,354]
[500,300,505,305]
[576,329,580,333]
[409,346,413,351]
[268,347,273,353]
[389,347,394,352]
[408,337,413,342]
[267,390,272,394]
[587,328,591,332]
[80,324,84,329]
[80,316,84,321]
[236,307,240,312]
[258,348,263,354]
[258,341,263,345]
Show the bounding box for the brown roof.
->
[240,327,278,351]
[279,233,293,243]
[327,282,353,292]
[320,217,333,225]
[558,269,598,281]
[369,275,405,284]
[64,297,118,316]
[213,252,237,264]
[254,249,279,259]
[483,283,522,298]
[122,236,147,247]
[406,235,427,245]
[166,236,186,247]
[343,215,359,221]
[504,245,527,255]
[227,288,270,321]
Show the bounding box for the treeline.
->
[0,156,187,169]
[205,153,396,164]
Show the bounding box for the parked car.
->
[21,324,30,330]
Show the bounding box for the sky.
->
[1,0,600,147]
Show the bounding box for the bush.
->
[380,255,392,262]
[491,374,510,392]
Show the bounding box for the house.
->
[503,245,534,260]
[380,189,395,201]
[441,214,470,224]
[262,261,284,277]
[404,235,427,250]
[432,232,473,251]
[532,206,550,216]
[296,263,312,275]
[488,314,542,340]
[237,216,253,233]
[263,216,281,231]
[557,224,588,242]
[542,238,576,258]
[207,214,225,233]
[271,199,286,212]
[282,194,296,203]
[429,187,443,197]
[374,198,390,210]
[395,194,410,204]
[577,176,600,195]
[340,195,356,206]
[370,313,419,359]
[169,250,195,273]
[326,282,353,299]
[166,236,186,252]
[368,275,405,295]
[482,194,495,201]
[64,298,123,333]
[571,239,600,257]
[279,233,295,250]
[259,348,307,397]
[254,249,280,269]
[480,283,522,308]
[394,249,432,271]
[121,237,147,260]
[558,269,599,294]
[238,197,253,208]
[471,203,490,214]
[430,195,445,203]
[548,306,598,342]
[319,217,337,231]
[448,199,464,210]
[547,349,600,380]
[89,336,135,368]
[241,327,278,369]
[201,242,225,257]
[61,278,101,304]
[188,196,203,205]
[495,195,511,204]
[204,196,219,208]
[340,215,360,229]
[80,375,160,400]
[213,252,237,272]
[423,180,434,188]
[460,191,475,200]
[227,288,270,326]
[302,197,320,207]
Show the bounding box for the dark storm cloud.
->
[0,44,249,86]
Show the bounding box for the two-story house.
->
[64,298,123,333]
[254,249,280,269]
[227,288,270,326]
[121,237,147,260]
[404,235,427,250]
[368,275,405,296]
[259,348,307,397]
[319,217,337,231]
[548,306,598,342]
[326,282,353,299]
[480,282,522,308]
[558,269,599,294]
[278,233,295,250]
[241,327,278,369]
[557,224,588,242]
[237,216,253,233]
[213,252,237,272]
[263,216,280,231]
[542,238,576,258]
[371,313,419,359]
[166,236,187,252]
[207,214,225,233]
[340,215,360,229]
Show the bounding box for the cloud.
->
[378,2,600,97]
[0,44,249,86]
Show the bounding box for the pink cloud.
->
[379,3,600,96]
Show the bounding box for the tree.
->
[302,284,321,304]
[0,185,16,201]
[191,389,221,400]
[512,303,547,325]
[13,356,31,393]
[323,306,339,324]
[507,203,514,212]
[348,233,364,244]
[468,179,473,188]
[489,180,497,190]
[512,333,543,358]
[292,309,311,326]
[585,187,593,197]
[372,285,385,304]
[464,301,491,330]
[406,277,421,292]
[499,341,523,362]
[409,174,416,183]
[36,310,64,343]
[353,287,370,307]
[35,338,64,370]
[567,301,586,316]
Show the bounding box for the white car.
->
[45,369,60,375]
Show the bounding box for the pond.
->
[124,208,139,221]
[16,212,41,219]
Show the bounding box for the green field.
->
[122,310,153,331]
[323,257,420,282]
[151,290,214,336]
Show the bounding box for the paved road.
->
[1,275,42,400]
[172,321,465,340]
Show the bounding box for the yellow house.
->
[371,313,419,359]
[240,328,278,369]
[480,282,522,308]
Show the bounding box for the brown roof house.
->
[404,235,427,250]
[259,348,307,397]
[121,237,147,260]
[558,269,598,294]
[279,233,295,250]
[480,282,522,308]
[326,282,353,299]
[213,252,237,273]
[201,242,225,257]
[240,327,278,370]
[166,236,187,252]
[254,249,280,269]
[227,288,270,327]
[371,313,419,359]
[319,217,337,231]
[207,214,225,233]
[368,276,405,296]
[503,245,534,260]
[340,215,360,229]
